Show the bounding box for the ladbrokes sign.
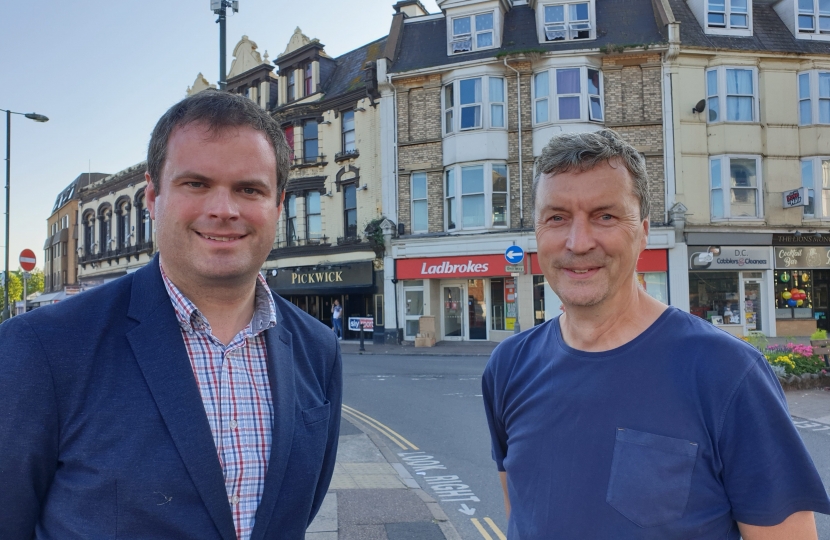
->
[398,255,511,279]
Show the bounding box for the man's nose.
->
[206,188,239,220]
[565,216,596,254]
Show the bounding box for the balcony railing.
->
[336,235,362,246]
[271,236,329,250]
[79,241,154,266]
[334,149,359,163]
[291,154,327,168]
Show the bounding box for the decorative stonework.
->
[228,35,268,78]
[186,73,216,96]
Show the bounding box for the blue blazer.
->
[0,257,342,539]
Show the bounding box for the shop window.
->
[444,162,509,231]
[710,155,762,219]
[404,281,424,339]
[533,67,604,124]
[533,275,547,326]
[286,194,298,246]
[411,172,428,233]
[705,67,758,123]
[490,278,517,331]
[306,191,322,241]
[450,12,495,54]
[443,76,506,134]
[637,272,668,304]
[303,120,319,163]
[774,269,814,319]
[689,271,741,323]
[798,70,830,125]
[539,1,593,42]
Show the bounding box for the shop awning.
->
[32,291,65,304]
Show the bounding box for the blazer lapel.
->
[126,258,237,540]
[250,304,296,540]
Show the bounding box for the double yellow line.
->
[341,404,419,450]
[471,517,506,540]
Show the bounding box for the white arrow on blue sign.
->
[504,245,524,264]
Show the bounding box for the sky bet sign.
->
[689,246,770,270]
[783,187,808,209]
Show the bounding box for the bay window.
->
[450,12,495,54]
[801,157,830,218]
[710,155,763,219]
[533,66,604,124]
[444,162,509,231]
[539,1,593,42]
[443,76,506,133]
[798,70,830,125]
[706,66,758,123]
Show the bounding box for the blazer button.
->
[230,494,240,505]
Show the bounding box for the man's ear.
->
[145,173,157,220]
[640,217,650,251]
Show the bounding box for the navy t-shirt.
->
[482,307,830,539]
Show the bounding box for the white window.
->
[707,0,750,29]
[411,172,429,233]
[540,2,593,42]
[705,67,758,123]
[533,66,604,124]
[444,162,509,231]
[798,0,830,35]
[450,12,495,54]
[710,155,763,219]
[443,76,507,134]
[798,70,830,125]
[801,157,830,217]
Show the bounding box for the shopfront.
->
[688,246,772,337]
[772,234,830,336]
[397,254,520,342]
[266,260,381,338]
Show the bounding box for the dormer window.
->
[304,63,313,96]
[798,0,830,35]
[287,70,296,102]
[537,1,594,42]
[707,0,749,29]
[450,12,495,54]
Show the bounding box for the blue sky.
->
[1,0,440,273]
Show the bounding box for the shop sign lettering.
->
[420,260,490,275]
[291,271,343,284]
[689,246,770,270]
[774,246,830,268]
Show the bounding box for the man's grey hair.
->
[533,129,651,221]
[146,90,291,203]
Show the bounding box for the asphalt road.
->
[342,353,830,539]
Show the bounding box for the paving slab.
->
[336,433,387,463]
[385,522,447,540]
[336,489,436,526]
[786,388,830,424]
[339,524,388,540]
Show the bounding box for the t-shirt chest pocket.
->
[606,428,699,528]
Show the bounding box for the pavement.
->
[339,339,499,357]
[306,414,462,540]
[786,387,830,425]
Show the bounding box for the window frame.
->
[303,119,319,163]
[532,65,604,125]
[341,109,356,153]
[287,69,296,102]
[536,0,596,43]
[443,162,510,232]
[305,190,323,241]
[709,154,764,220]
[801,156,830,219]
[704,66,759,124]
[285,193,298,246]
[797,0,830,39]
[411,172,429,234]
[304,63,313,97]
[448,10,498,55]
[705,0,752,35]
[343,183,358,239]
[798,70,830,125]
[442,75,508,135]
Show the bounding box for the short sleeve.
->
[718,358,830,525]
[482,360,508,472]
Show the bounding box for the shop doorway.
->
[441,280,488,341]
[742,277,763,335]
[442,284,464,341]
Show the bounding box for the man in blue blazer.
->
[0,91,341,539]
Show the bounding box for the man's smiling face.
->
[534,159,648,310]
[145,121,281,289]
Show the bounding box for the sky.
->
[1,0,441,273]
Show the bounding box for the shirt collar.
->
[160,259,277,337]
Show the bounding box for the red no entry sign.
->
[19,249,36,272]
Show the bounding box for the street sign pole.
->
[22,271,28,314]
[512,272,521,334]
[504,245,525,335]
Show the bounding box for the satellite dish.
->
[693,99,706,113]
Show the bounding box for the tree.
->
[22,269,44,295]
[0,272,23,314]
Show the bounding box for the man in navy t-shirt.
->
[482,129,830,539]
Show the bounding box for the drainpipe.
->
[504,58,523,228]
[387,73,399,223]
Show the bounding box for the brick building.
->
[379,0,675,342]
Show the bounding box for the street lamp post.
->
[211,0,239,90]
[1,108,48,321]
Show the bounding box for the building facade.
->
[663,0,830,337]
[76,163,156,288]
[380,0,675,342]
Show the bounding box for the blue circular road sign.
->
[505,245,525,264]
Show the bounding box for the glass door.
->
[443,284,465,340]
[742,279,762,335]
[467,279,487,340]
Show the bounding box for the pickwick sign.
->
[774,246,830,269]
[397,254,515,279]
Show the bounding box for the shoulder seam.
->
[715,353,765,441]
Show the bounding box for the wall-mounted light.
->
[355,107,366,112]
[324,191,334,197]
[321,120,331,125]
[356,184,368,191]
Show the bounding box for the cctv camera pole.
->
[215,2,227,90]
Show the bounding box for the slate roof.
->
[391,0,667,74]
[320,36,388,101]
[668,0,830,54]
[52,173,109,213]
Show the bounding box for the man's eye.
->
[600,214,613,220]
[242,188,260,195]
[187,182,205,188]
[551,215,563,222]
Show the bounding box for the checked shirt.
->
[161,262,277,540]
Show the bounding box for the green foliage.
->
[811,328,827,341]
[0,272,23,313]
[763,343,826,376]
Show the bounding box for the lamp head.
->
[24,113,49,123]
